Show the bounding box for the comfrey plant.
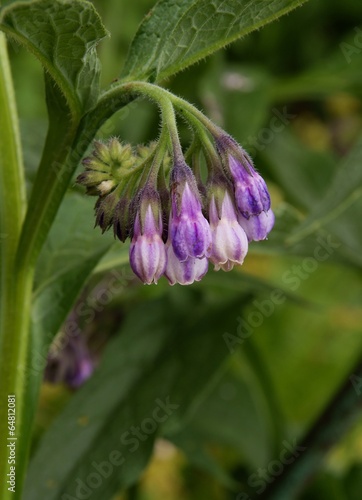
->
[77,86,274,285]
[7,1,359,499]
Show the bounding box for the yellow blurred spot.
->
[325,93,361,117]
[46,479,57,489]
[328,306,362,330]
[141,439,187,500]
[77,415,89,427]
[293,114,330,151]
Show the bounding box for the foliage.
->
[0,0,362,499]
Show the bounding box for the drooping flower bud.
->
[77,139,136,195]
[208,187,248,272]
[164,241,208,286]
[76,171,116,196]
[95,188,123,233]
[129,187,167,284]
[238,209,275,242]
[169,160,212,262]
[217,135,271,218]
[113,194,132,242]
[77,139,140,234]
[45,332,94,388]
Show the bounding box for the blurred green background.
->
[8,0,362,498]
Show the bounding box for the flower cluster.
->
[77,110,274,285]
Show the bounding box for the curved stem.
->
[159,97,183,160]
[101,81,222,150]
[146,125,170,186]
[178,108,219,166]
[116,81,221,133]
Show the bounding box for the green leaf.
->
[286,135,362,246]
[254,129,362,268]
[25,293,243,499]
[22,193,115,467]
[167,355,273,471]
[265,129,337,211]
[0,0,108,117]
[251,204,357,269]
[93,241,130,275]
[327,197,362,268]
[32,193,116,347]
[121,0,309,82]
[170,429,237,488]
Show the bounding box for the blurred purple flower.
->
[45,334,94,388]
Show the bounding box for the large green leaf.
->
[255,130,362,268]
[167,353,274,472]
[121,0,309,83]
[0,0,109,277]
[32,192,122,347]
[22,193,117,475]
[286,135,362,246]
[24,293,244,499]
[326,197,362,268]
[265,130,337,211]
[250,203,359,269]
[0,0,108,116]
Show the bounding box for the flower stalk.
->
[0,33,33,500]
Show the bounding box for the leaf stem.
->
[0,33,33,500]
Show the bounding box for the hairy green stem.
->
[0,33,33,500]
[179,108,220,166]
[146,125,169,186]
[110,81,184,159]
[102,81,222,151]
